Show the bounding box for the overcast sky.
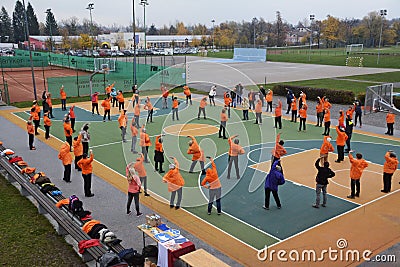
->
[1,0,399,29]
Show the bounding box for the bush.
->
[272,84,355,105]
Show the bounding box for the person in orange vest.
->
[316,96,324,127]
[298,103,307,131]
[125,163,142,216]
[320,136,334,166]
[345,105,355,125]
[197,96,207,120]
[30,101,40,135]
[154,134,165,173]
[140,125,151,163]
[382,150,398,193]
[144,97,154,123]
[130,120,138,154]
[223,91,232,118]
[322,96,331,110]
[33,99,41,124]
[265,89,273,112]
[43,112,52,140]
[101,96,111,121]
[161,84,169,109]
[323,108,331,136]
[134,153,150,196]
[73,134,83,171]
[201,156,222,215]
[248,91,255,110]
[91,92,100,115]
[227,134,245,179]
[134,98,141,126]
[105,82,115,98]
[187,135,206,175]
[27,120,36,150]
[63,116,73,151]
[118,110,128,143]
[335,126,348,163]
[347,151,368,199]
[290,96,298,123]
[183,85,192,105]
[69,105,76,133]
[60,85,67,111]
[338,110,345,128]
[116,90,125,111]
[46,92,54,118]
[58,141,72,183]
[163,156,185,209]
[172,96,179,121]
[385,111,395,136]
[219,108,228,139]
[274,100,282,129]
[77,149,95,197]
[298,91,305,111]
[254,99,263,124]
[271,133,287,169]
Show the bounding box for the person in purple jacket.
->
[263,160,285,210]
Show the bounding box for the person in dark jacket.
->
[312,158,335,208]
[354,100,362,128]
[285,89,294,114]
[263,160,285,210]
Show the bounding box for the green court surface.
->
[14,95,400,250]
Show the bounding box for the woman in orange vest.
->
[116,90,125,111]
[144,97,153,123]
[254,99,263,124]
[43,112,52,140]
[73,134,83,171]
[291,96,298,123]
[227,134,245,179]
[223,92,232,118]
[91,92,100,115]
[163,157,185,209]
[219,108,228,139]
[187,135,205,175]
[248,91,255,110]
[46,92,54,118]
[320,136,334,166]
[183,85,192,105]
[382,150,399,193]
[27,120,36,150]
[201,157,222,215]
[172,97,179,121]
[154,134,165,173]
[69,105,76,133]
[30,101,40,135]
[105,82,115,98]
[271,133,287,169]
[335,126,348,163]
[118,110,128,142]
[134,153,150,196]
[298,103,307,131]
[101,97,111,121]
[134,98,141,125]
[77,149,95,197]
[161,84,169,109]
[316,97,324,127]
[140,125,151,163]
[347,151,368,198]
[323,108,331,136]
[63,116,73,151]
[130,120,138,154]
[197,96,207,120]
[60,85,67,111]
[385,111,395,136]
[274,100,282,129]
[265,89,273,112]
[58,141,72,183]
[338,110,345,128]
[126,163,142,216]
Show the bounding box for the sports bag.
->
[118,248,144,266]
[68,195,83,214]
[142,245,158,258]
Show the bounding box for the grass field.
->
[0,175,85,266]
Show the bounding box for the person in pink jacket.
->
[126,162,142,216]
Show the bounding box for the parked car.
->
[123,50,132,56]
[92,51,100,57]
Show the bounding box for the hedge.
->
[272,84,355,105]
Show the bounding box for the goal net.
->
[364,83,393,114]
[346,44,364,53]
[345,56,363,67]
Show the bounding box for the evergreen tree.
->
[12,0,25,43]
[45,9,59,36]
[26,2,39,35]
[0,6,13,42]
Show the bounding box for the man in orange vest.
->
[27,120,36,150]
[91,92,100,115]
[265,89,273,112]
[118,110,128,142]
[140,125,151,163]
[323,108,331,136]
[117,90,125,111]
[172,96,179,121]
[335,126,348,163]
[219,108,228,139]
[69,105,76,133]
[271,133,287,170]
[46,92,54,118]
[187,135,206,175]
[291,97,298,123]
[347,151,368,199]
[134,98,141,126]
[77,149,95,197]
[274,100,282,129]
[298,103,307,131]
[254,99,263,124]
[130,120,138,154]
[320,136,334,166]
[58,141,72,183]
[316,96,324,127]
[385,111,395,136]
[30,101,40,135]
[227,134,245,179]
[73,134,83,171]
[197,96,207,120]
[201,156,222,215]
[43,112,52,140]
[382,150,398,193]
[60,85,67,111]
[163,157,185,209]
[183,85,192,105]
[63,116,73,151]
[223,92,232,118]
[154,134,165,173]
[144,97,153,123]
[134,153,150,196]
[161,84,169,109]
[101,97,111,122]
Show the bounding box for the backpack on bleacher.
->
[99,251,128,267]
[68,195,83,214]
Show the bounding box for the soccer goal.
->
[345,56,364,67]
[346,44,364,53]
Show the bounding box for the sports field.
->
[6,85,400,266]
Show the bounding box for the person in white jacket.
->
[209,85,217,106]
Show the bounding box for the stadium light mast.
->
[140,0,149,65]
[377,9,387,65]
[86,3,95,52]
[211,19,215,50]
[22,0,37,100]
[308,14,315,62]
[45,9,53,52]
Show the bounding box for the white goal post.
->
[346,44,364,53]
[345,56,364,67]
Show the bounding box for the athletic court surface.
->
[3,90,400,266]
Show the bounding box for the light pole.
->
[253,17,256,47]
[377,9,387,65]
[86,3,94,52]
[211,19,215,50]
[22,0,37,100]
[140,0,149,65]
[308,14,315,62]
[132,0,137,85]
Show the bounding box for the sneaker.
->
[381,190,388,193]
[312,204,319,208]
[175,206,180,210]
[159,170,165,173]
[217,212,221,215]
[170,205,174,208]
[144,193,150,197]
[136,212,143,217]
[207,212,211,215]
[321,204,326,207]
[262,206,269,210]
[347,195,355,199]
[30,147,36,150]
[355,194,359,198]
[277,206,281,209]
[86,193,95,197]
[127,211,132,215]
[335,160,341,163]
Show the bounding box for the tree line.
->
[1,1,399,49]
